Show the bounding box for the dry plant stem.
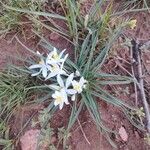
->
[131,40,150,133]
[77,118,91,145]
[130,46,138,106]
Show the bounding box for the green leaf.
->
[92,86,135,110]
[67,101,84,130]
[82,92,115,133]
[91,26,123,70]
[83,32,98,76]
[1,2,66,20]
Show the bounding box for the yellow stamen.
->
[55,96,63,104]
[74,84,81,91]
[128,19,137,30]
[52,52,59,60]
[39,60,43,64]
[51,65,58,71]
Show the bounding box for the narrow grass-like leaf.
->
[92,86,135,110]
[83,92,115,133]
[1,2,66,20]
[123,108,146,131]
[91,26,123,70]
[83,32,98,75]
[77,33,91,66]
[96,80,133,85]
[67,101,84,130]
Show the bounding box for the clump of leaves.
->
[0,69,44,149]
[0,0,45,35]
[0,0,147,149]
[0,121,14,150]
[116,0,150,12]
[20,25,144,148]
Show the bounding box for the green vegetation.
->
[0,0,149,149]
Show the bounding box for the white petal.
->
[48,51,53,57]
[46,65,51,70]
[66,73,74,88]
[78,89,83,93]
[31,71,41,76]
[52,93,56,99]
[47,60,62,65]
[52,91,60,99]
[60,70,67,76]
[42,66,47,78]
[59,49,66,58]
[53,47,58,56]
[59,102,64,110]
[63,54,68,61]
[29,64,42,69]
[57,75,64,87]
[71,95,76,101]
[80,77,87,86]
[72,80,78,86]
[75,70,80,76]
[54,100,59,106]
[67,89,76,95]
[46,72,57,79]
[36,51,41,55]
[61,89,69,104]
[60,61,65,70]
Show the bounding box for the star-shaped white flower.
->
[46,47,68,65]
[52,89,69,110]
[72,77,88,94]
[29,51,49,78]
[46,63,67,79]
[57,74,76,95]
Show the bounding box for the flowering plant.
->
[25,25,143,147]
[29,47,88,110]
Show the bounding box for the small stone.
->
[119,126,128,142]
[20,129,40,150]
[49,32,60,41]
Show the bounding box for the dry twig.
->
[131,39,150,133]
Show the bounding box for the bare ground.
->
[0,5,150,150]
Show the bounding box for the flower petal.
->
[61,89,69,105]
[59,102,64,110]
[36,51,41,56]
[57,75,64,87]
[42,66,47,78]
[71,95,76,101]
[66,73,74,88]
[60,70,67,76]
[29,64,42,69]
[80,77,87,86]
[72,80,78,86]
[63,54,68,61]
[31,71,41,76]
[75,70,80,76]
[54,100,59,106]
[67,89,76,95]
[46,72,57,79]
[59,49,66,58]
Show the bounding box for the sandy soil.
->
[0,1,150,150]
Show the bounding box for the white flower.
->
[57,74,76,95]
[52,89,69,110]
[75,70,80,76]
[46,47,68,65]
[72,77,88,94]
[46,63,66,79]
[29,51,49,78]
[71,94,76,101]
